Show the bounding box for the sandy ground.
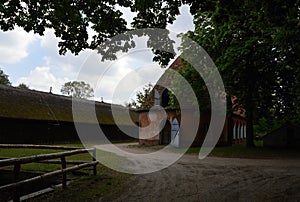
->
[97,144,300,202]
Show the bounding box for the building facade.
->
[138,57,246,147]
[0,84,138,144]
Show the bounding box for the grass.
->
[27,164,131,202]
[0,143,130,202]
[0,148,66,172]
[0,143,125,172]
[128,141,300,159]
[187,141,300,159]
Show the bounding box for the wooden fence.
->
[0,144,99,202]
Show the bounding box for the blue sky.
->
[0,5,194,105]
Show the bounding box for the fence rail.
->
[0,144,82,150]
[0,144,98,202]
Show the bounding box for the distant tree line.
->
[0,69,93,99]
[61,81,94,99]
[0,68,29,89]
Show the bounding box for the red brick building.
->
[138,57,246,147]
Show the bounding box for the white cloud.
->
[61,47,166,104]
[88,54,164,104]
[117,6,137,28]
[39,30,60,54]
[3,6,194,105]
[32,6,192,92]
[0,27,36,64]
[16,66,69,94]
[39,29,94,78]
[76,52,135,103]
[167,5,194,33]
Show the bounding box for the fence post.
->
[61,157,67,189]
[13,163,21,202]
[92,148,97,175]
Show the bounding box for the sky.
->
[0,5,194,105]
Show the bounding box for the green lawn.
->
[0,144,124,172]
[0,144,129,202]
[27,164,131,202]
[187,141,300,159]
[128,140,300,159]
[0,143,81,170]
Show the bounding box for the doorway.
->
[160,121,171,145]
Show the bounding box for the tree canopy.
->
[61,81,94,99]
[17,83,29,89]
[126,83,154,109]
[184,0,299,146]
[0,0,185,65]
[0,69,11,86]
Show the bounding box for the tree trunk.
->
[245,73,255,147]
[245,103,255,147]
[226,94,233,146]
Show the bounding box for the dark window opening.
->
[161,89,170,108]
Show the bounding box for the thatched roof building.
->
[0,84,138,124]
[0,84,138,144]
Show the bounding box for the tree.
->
[184,0,299,147]
[168,59,211,112]
[0,1,181,65]
[61,81,94,99]
[0,69,11,85]
[127,83,154,109]
[17,83,29,89]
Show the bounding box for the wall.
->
[263,125,300,148]
[0,118,137,144]
[230,115,247,144]
[138,110,246,147]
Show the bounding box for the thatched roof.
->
[0,84,138,125]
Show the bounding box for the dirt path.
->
[101,145,300,202]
